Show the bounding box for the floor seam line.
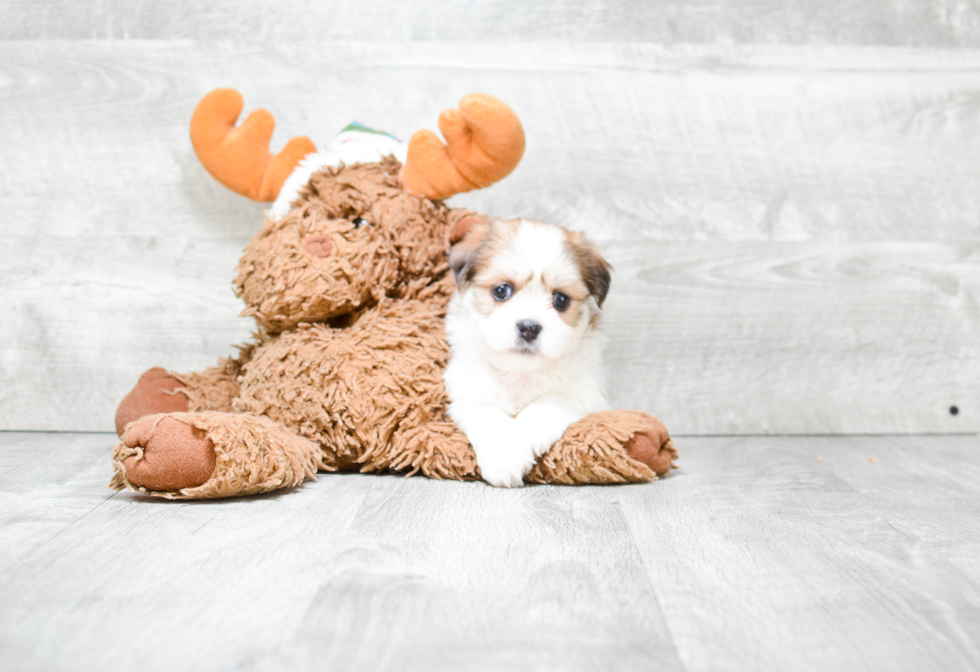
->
[617,493,689,672]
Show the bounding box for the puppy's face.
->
[449,218,610,368]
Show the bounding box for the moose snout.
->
[517,320,542,343]
[303,234,334,258]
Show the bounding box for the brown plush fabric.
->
[111,412,322,500]
[233,289,455,471]
[172,344,256,413]
[385,420,479,480]
[235,158,452,334]
[110,157,677,499]
[527,410,673,485]
[114,368,189,437]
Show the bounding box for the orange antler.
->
[190,88,316,202]
[401,93,525,200]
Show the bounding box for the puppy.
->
[443,217,612,487]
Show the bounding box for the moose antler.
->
[190,88,316,202]
[401,93,525,200]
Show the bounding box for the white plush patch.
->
[271,129,408,219]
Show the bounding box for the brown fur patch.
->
[554,289,588,327]
[449,217,525,287]
[563,229,611,308]
[450,219,531,317]
[448,214,486,245]
[448,218,491,287]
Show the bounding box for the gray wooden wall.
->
[2,2,978,435]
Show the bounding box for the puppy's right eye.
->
[492,283,513,302]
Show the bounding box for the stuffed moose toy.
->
[110,88,677,499]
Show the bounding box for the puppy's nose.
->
[517,320,542,343]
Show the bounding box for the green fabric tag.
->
[340,121,397,139]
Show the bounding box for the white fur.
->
[444,220,609,488]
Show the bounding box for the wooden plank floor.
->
[2,431,978,672]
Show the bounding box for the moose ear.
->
[449,217,491,286]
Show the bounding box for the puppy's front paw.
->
[475,442,536,488]
[448,405,537,488]
[516,402,581,458]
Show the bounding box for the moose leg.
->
[526,410,678,485]
[382,420,480,481]
[110,412,323,500]
[114,355,248,437]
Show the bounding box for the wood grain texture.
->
[619,434,980,672]
[1,41,979,433]
[0,431,682,672]
[3,42,980,242]
[602,240,979,434]
[0,433,116,575]
[1,431,978,671]
[0,234,256,432]
[2,0,980,46]
[6,236,973,434]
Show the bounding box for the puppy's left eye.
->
[352,217,369,229]
[492,283,514,302]
[552,292,571,312]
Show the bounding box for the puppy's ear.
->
[449,216,490,287]
[447,211,488,245]
[567,232,612,307]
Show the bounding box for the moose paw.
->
[115,368,189,437]
[118,416,216,491]
[624,414,677,476]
